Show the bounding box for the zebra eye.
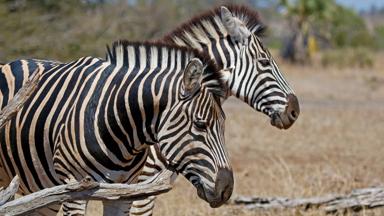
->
[194,120,207,131]
[258,58,270,66]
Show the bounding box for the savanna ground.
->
[79,53,384,216]
[2,1,383,215]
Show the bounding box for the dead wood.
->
[232,187,384,214]
[0,176,20,206]
[0,69,40,129]
[0,169,175,216]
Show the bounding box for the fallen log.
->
[231,187,384,214]
[0,169,176,216]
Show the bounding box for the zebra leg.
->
[0,161,61,216]
[0,160,61,215]
[52,134,87,216]
[103,200,132,216]
[130,145,168,216]
[62,200,87,216]
[130,196,156,216]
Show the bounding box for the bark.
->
[0,69,40,129]
[0,169,176,216]
[232,187,384,214]
[0,176,20,206]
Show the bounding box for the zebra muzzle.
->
[270,94,300,129]
[194,168,234,208]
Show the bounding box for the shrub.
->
[321,48,374,68]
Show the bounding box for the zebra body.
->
[0,41,233,215]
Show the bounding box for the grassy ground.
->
[79,56,384,215]
[3,2,384,215]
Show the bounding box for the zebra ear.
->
[221,6,251,45]
[180,58,204,100]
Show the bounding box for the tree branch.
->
[231,187,384,214]
[0,69,40,129]
[0,176,20,206]
[0,169,176,216]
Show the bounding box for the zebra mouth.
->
[270,112,284,129]
[191,178,205,196]
[192,178,208,200]
[192,178,218,206]
[267,94,300,129]
[191,177,231,208]
[270,112,293,129]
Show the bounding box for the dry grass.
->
[74,57,384,215]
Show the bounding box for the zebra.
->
[130,5,301,216]
[0,41,234,215]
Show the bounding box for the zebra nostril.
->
[221,184,232,201]
[290,110,298,120]
[287,94,300,122]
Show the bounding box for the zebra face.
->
[158,59,233,208]
[246,35,300,129]
[220,6,300,129]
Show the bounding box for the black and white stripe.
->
[161,5,298,119]
[0,41,233,215]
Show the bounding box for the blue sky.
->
[336,0,384,11]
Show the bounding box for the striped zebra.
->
[0,41,234,215]
[130,5,301,216]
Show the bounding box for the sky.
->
[335,0,384,11]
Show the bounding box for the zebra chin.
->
[269,94,300,129]
[189,167,234,208]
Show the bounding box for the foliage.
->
[374,25,384,50]
[0,0,381,65]
[278,0,377,64]
[0,0,84,11]
[0,0,253,62]
[325,5,374,48]
[278,0,337,63]
[0,0,199,62]
[280,0,335,25]
[321,47,374,68]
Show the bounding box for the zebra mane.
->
[161,4,266,44]
[106,40,227,99]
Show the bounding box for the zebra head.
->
[220,6,300,129]
[158,58,233,208]
[162,5,300,129]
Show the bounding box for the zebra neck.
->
[103,50,190,153]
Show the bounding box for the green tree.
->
[326,5,374,48]
[279,0,336,63]
[279,0,374,63]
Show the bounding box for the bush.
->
[0,0,207,62]
[374,25,384,50]
[328,5,375,49]
[321,48,374,68]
